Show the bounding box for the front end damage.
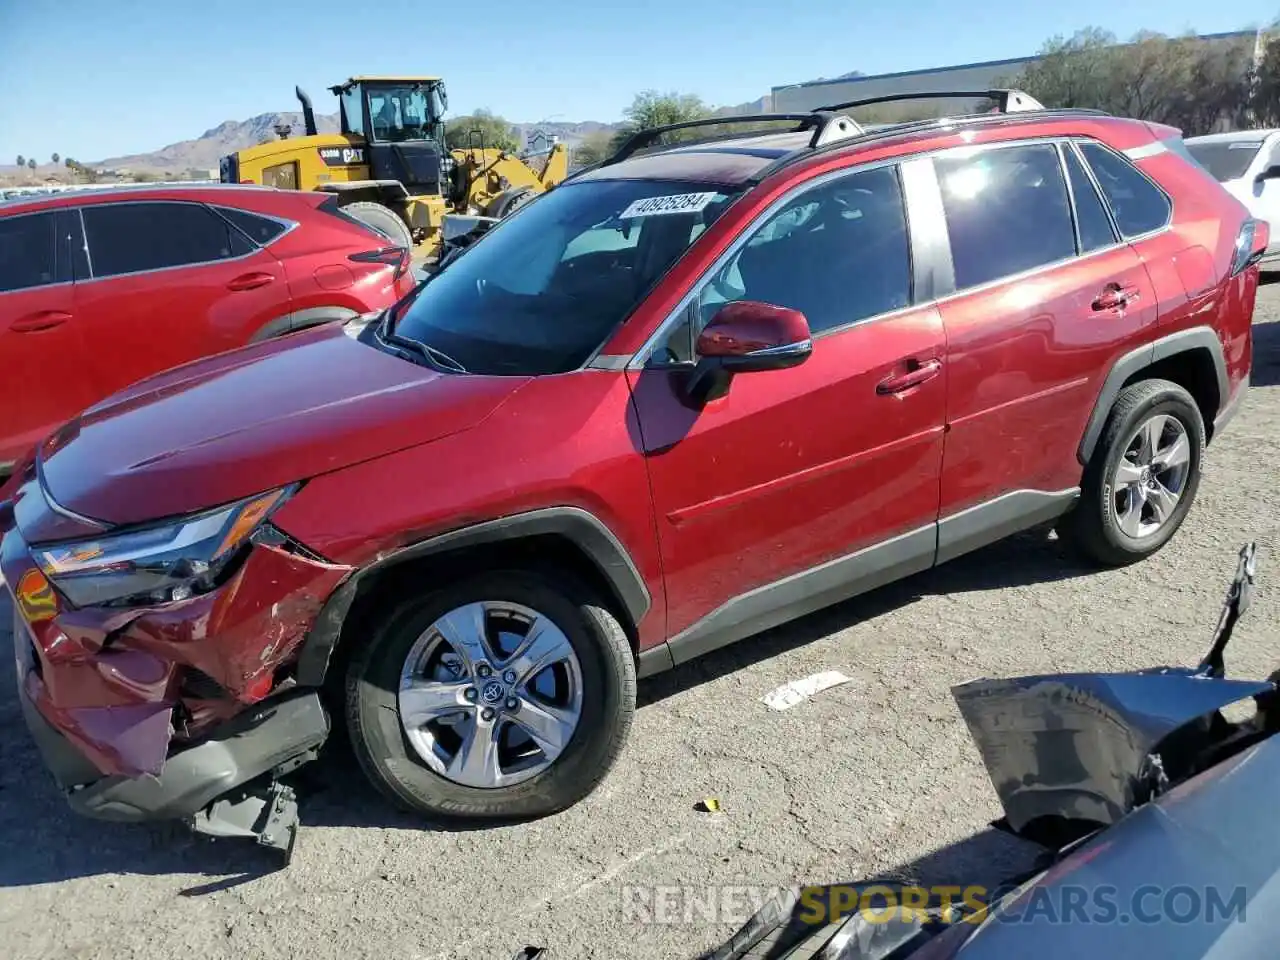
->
[2,475,351,863]
[953,542,1271,840]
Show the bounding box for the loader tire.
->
[487,187,536,219]
[341,200,414,250]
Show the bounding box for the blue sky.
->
[1,0,1276,163]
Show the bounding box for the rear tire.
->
[345,569,636,820]
[1059,378,1204,566]
[340,200,414,250]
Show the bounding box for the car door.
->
[73,199,289,398]
[626,163,946,659]
[0,208,99,468]
[929,140,1158,556]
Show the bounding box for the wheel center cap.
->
[480,680,506,705]
[1140,467,1152,485]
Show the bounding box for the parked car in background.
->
[1184,129,1280,269]
[1,91,1265,862]
[0,184,416,473]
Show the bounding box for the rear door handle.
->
[1092,283,1141,311]
[11,310,72,332]
[877,358,943,395]
[227,272,275,291]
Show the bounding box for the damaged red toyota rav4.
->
[1,90,1263,860]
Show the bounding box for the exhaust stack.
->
[296,86,318,136]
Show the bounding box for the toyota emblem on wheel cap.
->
[482,680,505,704]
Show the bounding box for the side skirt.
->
[636,487,1080,679]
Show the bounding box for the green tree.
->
[27,158,36,171]
[611,90,713,150]
[15,154,23,167]
[1005,27,1261,135]
[446,108,521,153]
[51,152,59,164]
[571,129,615,167]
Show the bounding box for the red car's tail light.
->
[1231,219,1268,277]
[350,246,410,279]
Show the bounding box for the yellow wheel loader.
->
[220,77,567,261]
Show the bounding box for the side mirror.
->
[1256,164,1280,183]
[695,301,812,373]
[681,301,812,406]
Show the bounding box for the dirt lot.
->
[3,290,1279,960]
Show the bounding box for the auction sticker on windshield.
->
[619,192,720,219]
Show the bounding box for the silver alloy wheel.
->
[397,600,584,789]
[1110,413,1192,539]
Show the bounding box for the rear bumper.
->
[13,616,329,822]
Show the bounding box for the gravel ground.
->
[3,290,1279,960]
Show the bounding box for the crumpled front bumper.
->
[3,517,351,823]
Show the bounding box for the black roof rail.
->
[600,112,864,168]
[814,88,1046,115]
[747,107,1112,184]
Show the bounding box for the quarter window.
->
[215,206,289,245]
[657,165,912,362]
[1078,142,1172,238]
[1064,146,1118,253]
[935,143,1076,291]
[82,201,254,278]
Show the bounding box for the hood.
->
[34,322,528,528]
[950,668,1272,833]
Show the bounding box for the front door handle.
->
[11,310,72,332]
[227,272,275,291]
[877,358,943,395]
[1093,283,1141,312]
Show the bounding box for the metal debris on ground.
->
[761,671,853,711]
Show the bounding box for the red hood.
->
[37,322,528,526]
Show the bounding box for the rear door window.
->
[0,212,60,293]
[1078,142,1172,239]
[82,200,255,279]
[934,142,1077,291]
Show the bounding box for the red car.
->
[0,184,416,473]
[0,91,1263,858]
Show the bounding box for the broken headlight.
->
[33,486,296,608]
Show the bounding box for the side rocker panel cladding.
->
[1076,325,1228,464]
[293,506,651,687]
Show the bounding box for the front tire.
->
[345,570,636,820]
[1060,378,1204,566]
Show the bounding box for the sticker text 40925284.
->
[618,192,720,219]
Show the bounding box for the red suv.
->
[0,184,416,473]
[0,92,1263,858]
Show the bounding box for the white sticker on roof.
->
[619,192,719,219]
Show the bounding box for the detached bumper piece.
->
[55,691,329,866]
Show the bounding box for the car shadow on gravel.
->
[1252,314,1280,387]
[639,526,1092,707]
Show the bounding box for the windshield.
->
[1184,139,1264,182]
[391,179,741,375]
[367,83,443,142]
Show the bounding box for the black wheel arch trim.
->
[250,306,360,343]
[1077,325,1229,465]
[292,506,652,687]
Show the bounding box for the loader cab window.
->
[340,86,366,138]
[366,84,439,143]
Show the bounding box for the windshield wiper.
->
[379,314,467,373]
